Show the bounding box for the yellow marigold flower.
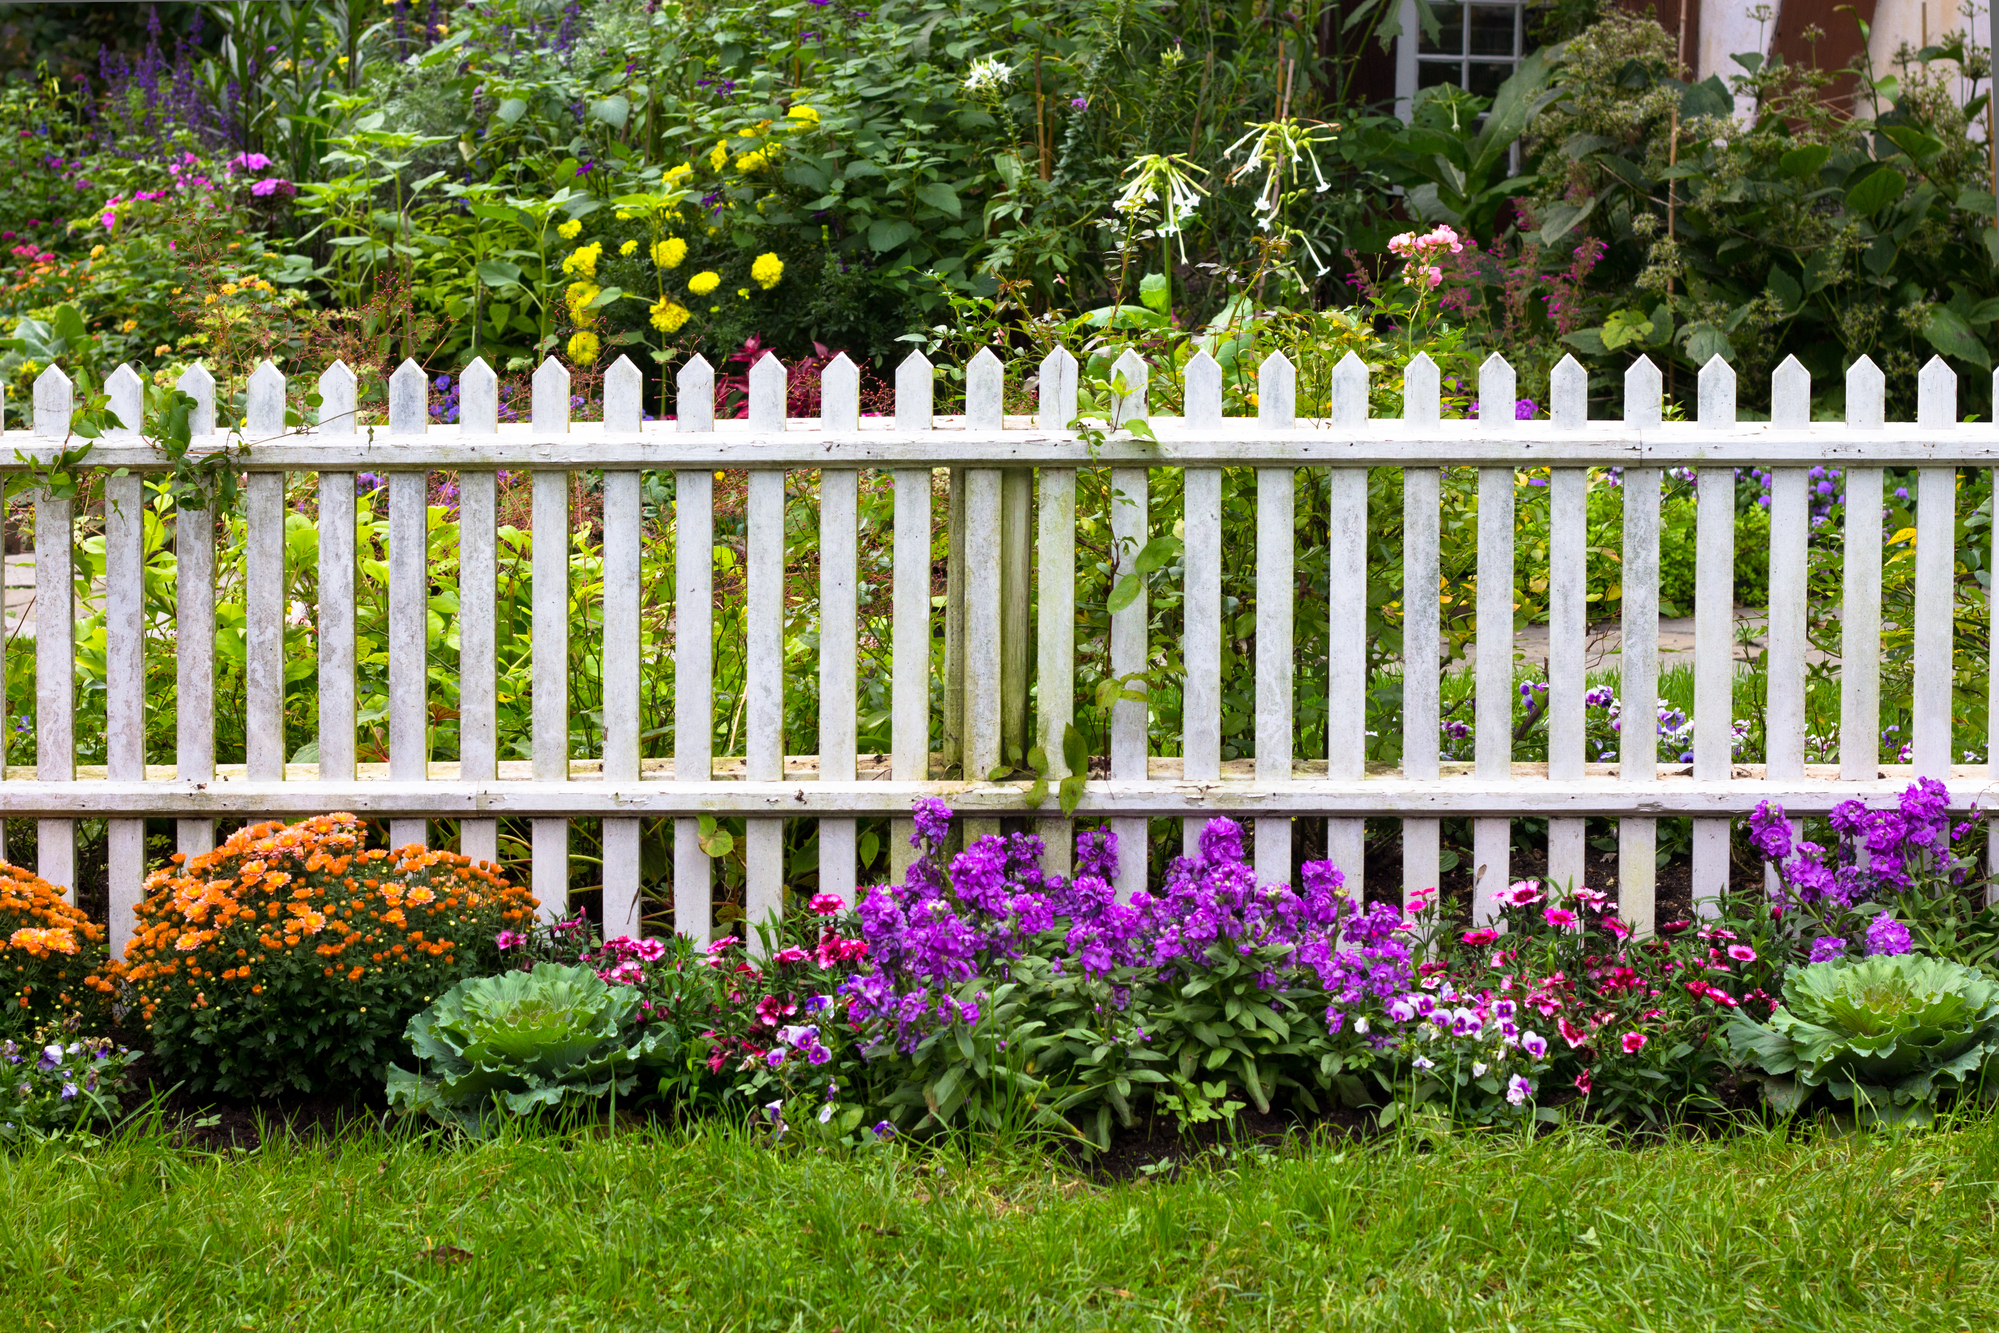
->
[561,241,602,278]
[735,149,769,172]
[556,218,582,240]
[708,140,729,172]
[565,279,601,324]
[652,237,688,269]
[89,243,106,258]
[154,344,171,356]
[121,318,138,332]
[787,105,820,127]
[751,252,784,289]
[687,270,721,296]
[568,330,601,365]
[220,283,238,295]
[649,298,691,333]
[8,926,77,954]
[737,288,749,298]
[666,162,693,181]
[620,239,638,256]
[175,930,202,952]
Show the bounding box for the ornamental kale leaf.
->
[386,962,671,1135]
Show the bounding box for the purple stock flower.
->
[910,797,953,850]
[1808,935,1847,963]
[1865,914,1913,957]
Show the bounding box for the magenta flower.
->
[1727,944,1757,963]
[1574,1069,1592,1095]
[1505,1074,1533,1105]
[1620,1032,1647,1054]
[495,929,524,951]
[808,892,846,916]
[1543,907,1579,930]
[1497,881,1543,907]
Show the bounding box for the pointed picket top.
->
[105,362,144,433]
[387,358,426,435]
[1110,346,1148,424]
[315,360,354,436]
[1623,355,1662,427]
[894,350,933,432]
[33,363,73,438]
[530,356,569,432]
[1037,345,1078,431]
[458,357,498,435]
[1845,355,1884,430]
[1402,351,1440,427]
[821,352,858,432]
[1327,350,1368,428]
[1770,355,1810,429]
[1550,354,1587,430]
[1262,349,1300,429]
[747,351,787,432]
[965,347,1004,431]
[603,354,643,433]
[1696,355,1735,431]
[1917,355,1956,430]
[1477,352,1515,425]
[1182,350,1223,429]
[677,354,715,432]
[246,360,288,437]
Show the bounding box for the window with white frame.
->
[1394,0,1530,118]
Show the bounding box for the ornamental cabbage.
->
[1727,953,1999,1123]
[387,963,669,1134]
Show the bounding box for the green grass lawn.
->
[6,1114,1999,1332]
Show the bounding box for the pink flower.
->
[1602,917,1632,940]
[1574,1069,1592,1095]
[1498,881,1544,907]
[1461,927,1500,948]
[1558,1016,1588,1048]
[1727,944,1757,963]
[1571,887,1608,909]
[1542,907,1579,930]
[494,929,524,950]
[227,151,272,172]
[808,892,846,916]
[1621,1032,1647,1054]
[773,946,811,965]
[250,177,294,198]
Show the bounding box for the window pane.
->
[1418,4,1467,55]
[1469,4,1519,57]
[1417,59,1463,91]
[1466,60,1513,99]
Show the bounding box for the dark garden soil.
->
[113,1048,391,1152]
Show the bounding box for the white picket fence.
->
[6,344,1992,954]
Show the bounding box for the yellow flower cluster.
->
[568,330,601,365]
[666,162,693,182]
[735,149,769,172]
[566,280,601,325]
[557,218,583,240]
[620,239,638,256]
[688,270,721,296]
[787,105,820,127]
[708,141,729,172]
[751,252,784,289]
[561,241,603,278]
[650,298,691,333]
[9,926,78,956]
[653,236,687,269]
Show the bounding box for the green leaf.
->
[589,95,630,129]
[867,218,916,252]
[913,182,961,218]
[1138,272,1170,312]
[1779,144,1831,179]
[1879,124,1944,162]
[496,98,528,126]
[1845,166,1908,217]
[1680,75,1732,119]
[1106,573,1144,614]
[1765,265,1803,312]
[477,259,525,288]
[1924,306,1992,370]
[1536,196,1596,245]
[1057,775,1087,817]
[1132,534,1182,576]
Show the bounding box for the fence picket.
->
[1400,355,1441,905]
[244,362,288,788]
[1182,351,1223,858]
[742,353,787,934]
[315,362,358,802]
[1690,356,1737,915]
[103,366,145,945]
[1619,357,1663,933]
[1914,358,1957,778]
[530,358,571,921]
[31,368,75,892]
[674,355,715,942]
[1841,358,1886,791]
[1106,348,1150,899]
[1251,355,1293,888]
[173,362,217,858]
[1472,354,1516,921]
[602,355,645,936]
[387,361,428,850]
[456,358,500,868]
[1036,347,1079,878]
[1547,354,1588,897]
[1766,357,1809,808]
[1324,352,1366,888]
[820,363,861,904]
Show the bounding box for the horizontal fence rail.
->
[6,347,1996,953]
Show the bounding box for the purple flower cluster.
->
[1752,778,1965,915]
[840,805,1413,1053]
[1865,914,1913,957]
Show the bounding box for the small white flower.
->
[1471,1062,1488,1077]
[1355,1016,1369,1035]
[961,56,1013,96]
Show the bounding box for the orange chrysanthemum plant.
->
[0,863,119,1039]
[125,813,537,1098]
